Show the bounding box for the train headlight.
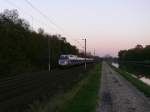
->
[64,61,67,64]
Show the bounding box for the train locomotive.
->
[58,54,94,66]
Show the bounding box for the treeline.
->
[118,45,150,62]
[0,9,79,77]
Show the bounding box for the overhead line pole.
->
[82,38,87,70]
[48,37,51,72]
[85,38,87,70]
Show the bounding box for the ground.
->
[0,65,93,112]
[96,62,150,112]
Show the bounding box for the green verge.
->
[62,64,101,112]
[110,64,150,97]
[26,64,101,112]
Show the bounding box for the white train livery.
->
[58,54,93,66]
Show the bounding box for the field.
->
[26,64,101,112]
[0,64,94,112]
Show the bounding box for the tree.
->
[0,9,80,77]
[38,28,44,34]
[118,45,150,62]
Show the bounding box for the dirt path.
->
[96,62,150,112]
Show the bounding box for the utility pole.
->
[94,48,95,56]
[48,37,51,72]
[31,16,33,31]
[82,38,87,70]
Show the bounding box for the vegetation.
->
[27,64,101,112]
[119,62,150,78]
[118,44,150,63]
[62,64,101,112]
[0,9,79,77]
[110,64,150,97]
[0,64,95,112]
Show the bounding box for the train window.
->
[60,55,68,59]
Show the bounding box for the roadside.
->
[96,62,150,112]
[26,64,101,112]
[110,64,150,97]
[0,65,94,112]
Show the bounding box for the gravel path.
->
[96,62,150,112]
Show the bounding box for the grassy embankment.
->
[27,64,101,112]
[110,64,150,97]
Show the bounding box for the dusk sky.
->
[1,0,150,57]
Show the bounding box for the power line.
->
[24,0,64,32]
[23,0,84,48]
[4,0,84,49]
[4,0,49,31]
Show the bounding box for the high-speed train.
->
[58,54,94,66]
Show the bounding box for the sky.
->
[0,0,150,57]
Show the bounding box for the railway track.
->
[0,65,93,112]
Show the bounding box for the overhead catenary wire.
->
[24,0,64,32]
[23,0,85,49]
[4,0,84,49]
[3,0,50,31]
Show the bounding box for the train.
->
[58,54,94,66]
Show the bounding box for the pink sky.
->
[1,0,150,57]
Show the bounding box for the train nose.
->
[59,60,68,65]
[63,60,68,64]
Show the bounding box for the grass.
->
[110,64,150,97]
[26,64,101,112]
[62,64,101,112]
